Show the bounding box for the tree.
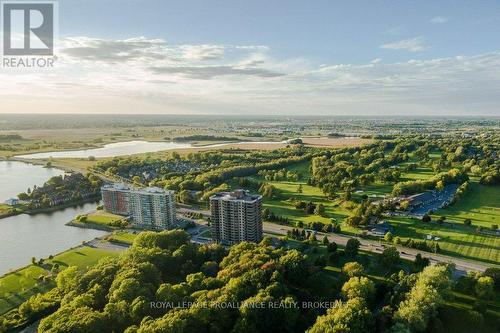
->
[483,267,500,291]
[464,218,472,226]
[297,184,303,193]
[345,238,360,257]
[379,247,400,272]
[475,276,494,300]
[436,180,444,191]
[307,298,373,333]
[384,231,394,242]
[414,254,430,271]
[342,262,365,278]
[314,203,325,216]
[327,242,338,253]
[393,265,452,332]
[422,214,431,223]
[322,236,329,245]
[341,276,375,301]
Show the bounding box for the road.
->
[178,206,491,276]
[262,222,490,276]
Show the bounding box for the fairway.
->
[388,216,500,265]
[254,161,351,226]
[0,246,120,315]
[258,161,500,265]
[433,181,500,228]
[0,266,51,315]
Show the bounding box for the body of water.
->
[15,141,193,159]
[0,161,65,202]
[0,202,106,276]
[15,140,285,159]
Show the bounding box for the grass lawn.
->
[253,161,351,227]
[432,181,500,228]
[387,216,500,265]
[47,246,120,270]
[0,266,52,315]
[83,211,126,226]
[0,246,119,315]
[256,161,500,264]
[400,166,436,181]
[108,231,138,245]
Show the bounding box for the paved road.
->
[179,206,491,276]
[262,222,490,276]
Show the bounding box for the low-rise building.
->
[210,190,263,245]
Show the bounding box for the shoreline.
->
[0,198,100,221]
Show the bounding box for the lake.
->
[15,140,192,159]
[14,140,285,159]
[0,160,65,202]
[0,202,106,276]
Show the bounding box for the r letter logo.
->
[2,1,54,55]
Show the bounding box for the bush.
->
[464,218,472,226]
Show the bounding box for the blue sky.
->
[2,0,500,115]
[59,0,500,63]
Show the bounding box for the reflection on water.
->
[15,140,285,159]
[0,161,65,202]
[15,140,192,159]
[0,202,106,276]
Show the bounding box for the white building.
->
[128,187,176,230]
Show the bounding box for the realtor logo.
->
[2,1,55,56]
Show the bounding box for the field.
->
[46,246,120,270]
[108,231,138,245]
[0,266,51,315]
[387,216,499,265]
[251,161,351,226]
[0,246,119,315]
[83,211,125,226]
[257,160,500,264]
[433,181,500,228]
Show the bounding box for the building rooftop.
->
[210,190,262,202]
[102,183,173,195]
[407,191,435,206]
[135,187,174,195]
[102,183,131,191]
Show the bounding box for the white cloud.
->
[2,36,500,115]
[179,45,225,61]
[380,37,427,52]
[430,16,449,24]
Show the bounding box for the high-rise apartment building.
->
[128,187,176,230]
[101,183,131,215]
[209,190,262,245]
[101,184,175,230]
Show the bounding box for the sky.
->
[1,0,500,116]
